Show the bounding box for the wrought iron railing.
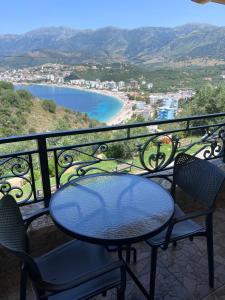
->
[0,112,225,207]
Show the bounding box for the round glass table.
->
[50,173,174,246]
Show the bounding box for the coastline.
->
[15,82,133,125]
[66,86,133,125]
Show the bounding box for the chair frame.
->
[0,196,126,300]
[147,153,225,300]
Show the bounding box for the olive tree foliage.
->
[41,99,56,113]
[179,85,225,124]
[0,84,33,136]
[107,142,134,160]
[0,81,14,90]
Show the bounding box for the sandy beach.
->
[81,89,133,125]
[57,84,134,125]
[18,82,134,125]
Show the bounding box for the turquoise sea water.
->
[15,84,123,122]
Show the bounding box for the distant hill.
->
[0,24,225,67]
[0,81,101,137]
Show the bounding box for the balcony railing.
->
[0,112,225,207]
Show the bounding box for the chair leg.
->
[206,218,214,288]
[117,286,125,300]
[149,247,158,300]
[20,265,27,300]
[117,264,126,300]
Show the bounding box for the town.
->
[0,63,195,122]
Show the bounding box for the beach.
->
[17,82,134,125]
[77,88,133,125]
[55,84,133,125]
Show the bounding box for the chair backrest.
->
[173,153,225,208]
[0,194,27,252]
[0,194,42,281]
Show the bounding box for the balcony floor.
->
[1,181,225,300]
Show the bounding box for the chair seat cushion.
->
[35,240,121,300]
[147,204,205,247]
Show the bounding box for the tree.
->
[17,89,32,101]
[107,142,133,159]
[179,85,225,125]
[42,99,56,113]
[0,81,14,90]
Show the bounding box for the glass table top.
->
[50,173,174,245]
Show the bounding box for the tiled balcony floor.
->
[1,181,225,299]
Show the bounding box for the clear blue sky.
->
[1,0,225,34]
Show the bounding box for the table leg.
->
[118,245,123,259]
[117,245,150,299]
[125,244,137,264]
[107,244,137,264]
[126,244,131,263]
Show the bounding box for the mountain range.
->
[0,24,225,67]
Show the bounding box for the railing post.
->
[223,119,225,163]
[223,132,225,164]
[37,137,51,207]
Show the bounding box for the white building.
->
[147,83,153,90]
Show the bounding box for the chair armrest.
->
[35,260,124,293]
[174,209,213,223]
[162,209,213,250]
[23,208,49,230]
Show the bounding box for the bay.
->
[15,84,123,122]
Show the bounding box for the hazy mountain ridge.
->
[0,24,225,67]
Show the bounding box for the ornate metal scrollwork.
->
[56,143,110,185]
[201,128,224,159]
[57,150,75,169]
[92,144,108,156]
[138,135,179,172]
[0,155,35,203]
[138,125,225,173]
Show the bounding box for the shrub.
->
[17,89,32,101]
[0,81,14,90]
[28,127,36,134]
[107,142,133,159]
[42,99,56,113]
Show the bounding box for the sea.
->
[14,84,123,123]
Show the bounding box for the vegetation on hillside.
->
[66,64,225,92]
[42,99,56,113]
[0,81,33,136]
[0,81,101,137]
[179,85,225,124]
[158,84,225,135]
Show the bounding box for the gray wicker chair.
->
[146,153,225,300]
[0,195,126,300]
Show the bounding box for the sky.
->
[1,0,225,34]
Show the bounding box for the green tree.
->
[0,81,14,90]
[179,85,225,125]
[42,99,56,113]
[107,142,133,160]
[17,89,32,101]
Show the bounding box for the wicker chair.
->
[146,153,225,300]
[0,195,126,300]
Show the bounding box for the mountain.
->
[0,24,225,67]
